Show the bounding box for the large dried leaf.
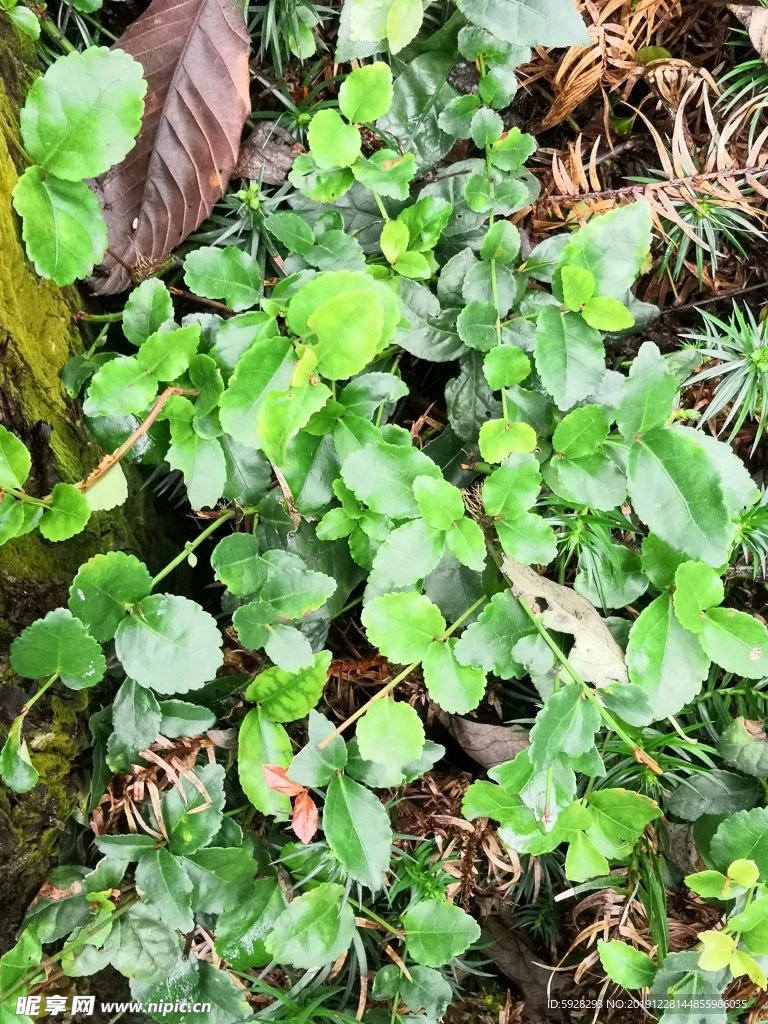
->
[731,6,768,62]
[436,711,529,768]
[501,556,628,687]
[92,0,251,294]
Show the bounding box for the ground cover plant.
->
[3,1,768,1022]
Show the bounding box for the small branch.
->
[151,510,239,589]
[317,596,488,750]
[20,672,59,716]
[79,387,197,493]
[38,14,76,53]
[542,164,768,206]
[74,311,123,323]
[271,463,301,531]
[169,287,236,317]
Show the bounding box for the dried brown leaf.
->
[92,0,251,294]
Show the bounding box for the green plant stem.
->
[7,488,51,509]
[348,899,402,937]
[77,311,124,323]
[515,594,663,774]
[39,15,77,54]
[0,895,138,1005]
[151,507,257,588]
[20,672,59,716]
[317,595,488,749]
[372,190,390,222]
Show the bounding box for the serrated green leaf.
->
[481,220,521,264]
[496,512,557,565]
[83,355,158,417]
[309,109,361,168]
[266,882,356,969]
[553,405,609,459]
[483,346,531,389]
[362,591,445,663]
[0,717,38,793]
[0,424,31,489]
[483,453,541,520]
[470,107,503,147]
[700,608,768,679]
[341,439,440,519]
[137,323,200,381]
[534,307,605,412]
[454,590,534,679]
[219,337,297,448]
[211,534,264,595]
[338,62,393,122]
[184,246,262,312]
[457,301,498,352]
[673,561,724,633]
[245,650,331,722]
[289,709,348,787]
[561,266,595,311]
[115,594,223,694]
[307,290,384,380]
[380,219,409,264]
[161,763,225,855]
[323,774,392,890]
[597,939,656,989]
[367,517,446,592]
[258,383,332,466]
[586,788,661,859]
[264,211,315,255]
[214,877,285,970]
[238,707,292,816]
[158,700,215,738]
[107,678,161,770]
[446,516,487,571]
[438,94,482,140]
[529,684,601,770]
[352,149,416,201]
[616,341,677,441]
[478,418,536,462]
[565,830,609,882]
[11,607,105,688]
[357,698,424,770]
[39,482,90,542]
[454,0,589,47]
[423,638,486,714]
[102,902,179,982]
[134,847,193,933]
[558,200,652,299]
[402,899,481,968]
[412,474,464,530]
[582,296,634,331]
[123,278,174,346]
[68,551,152,642]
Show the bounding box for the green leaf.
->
[341,439,440,519]
[0,717,38,793]
[83,463,128,514]
[640,533,687,589]
[673,561,724,633]
[115,594,223,694]
[132,958,253,1022]
[470,107,503,147]
[211,533,264,596]
[264,211,315,255]
[338,61,393,122]
[565,831,609,882]
[457,301,498,352]
[368,517,446,591]
[483,346,530,389]
[257,549,337,619]
[0,493,24,547]
[626,593,709,721]
[0,424,30,489]
[307,290,384,380]
[95,834,157,862]
[258,383,332,466]
[667,769,758,821]
[38,483,90,542]
[616,341,677,441]
[107,678,161,770]
[68,551,151,643]
[123,278,174,346]
[561,266,595,310]
[214,877,285,969]
[238,707,292,816]
[586,788,662,859]
[351,150,417,202]
[534,307,605,412]
[357,698,424,770]
[158,700,216,738]
[134,847,193,933]
[423,638,486,714]
[597,939,657,989]
[573,543,648,611]
[402,899,481,968]
[483,453,541,520]
[496,512,557,565]
[718,717,768,779]
[380,219,409,265]
[289,709,348,787]
[372,964,452,1018]
[627,428,733,566]
[478,418,536,463]
[266,882,356,969]
[481,220,521,264]
[412,474,464,531]
[103,902,179,982]
[445,516,486,571]
[245,650,331,722]
[323,774,392,890]
[438,94,482,140]
[137,323,200,381]
[362,591,445,664]
[7,6,40,38]
[161,763,225,855]
[20,46,146,179]
[11,607,105,688]
[700,608,768,679]
[454,590,534,679]
[529,685,601,770]
[12,166,107,286]
[489,127,538,172]
[219,337,297,448]
[393,249,431,279]
[684,869,730,899]
[387,0,423,52]
[553,405,609,459]
[558,200,652,299]
[711,808,768,877]
[83,355,158,417]
[309,109,361,169]
[462,780,527,824]
[454,0,589,47]
[582,296,634,331]
[184,246,262,312]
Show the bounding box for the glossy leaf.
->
[323,775,392,890]
[11,607,105,688]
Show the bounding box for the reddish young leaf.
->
[91,0,251,294]
[263,764,303,797]
[292,790,319,845]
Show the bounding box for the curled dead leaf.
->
[437,711,529,769]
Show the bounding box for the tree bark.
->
[0,21,166,952]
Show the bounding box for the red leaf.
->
[263,764,303,796]
[292,791,319,845]
[91,0,251,294]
